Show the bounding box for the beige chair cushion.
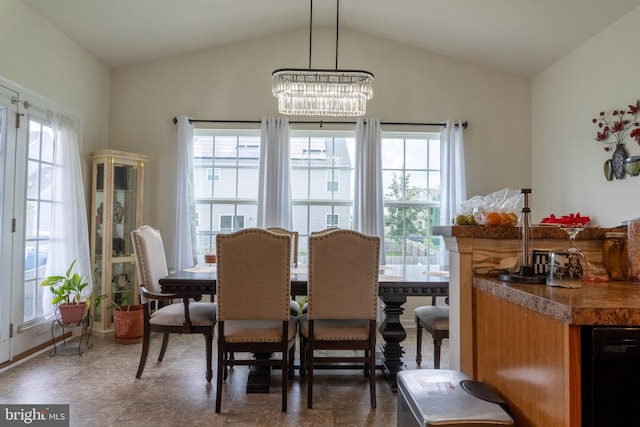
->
[221,316,298,342]
[298,314,370,340]
[150,302,217,327]
[415,306,449,331]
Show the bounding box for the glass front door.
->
[0,84,19,364]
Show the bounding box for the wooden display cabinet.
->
[90,149,148,335]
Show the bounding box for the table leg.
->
[246,353,272,393]
[379,294,407,392]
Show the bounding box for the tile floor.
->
[0,327,448,427]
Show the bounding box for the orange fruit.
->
[484,211,502,226]
[502,211,518,225]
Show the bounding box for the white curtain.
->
[440,119,467,228]
[354,117,386,264]
[43,114,92,317]
[173,115,197,271]
[257,117,292,228]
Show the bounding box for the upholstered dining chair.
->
[298,229,380,409]
[415,297,449,369]
[266,227,301,316]
[215,228,296,413]
[130,225,216,382]
[310,227,339,236]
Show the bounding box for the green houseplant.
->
[40,259,106,326]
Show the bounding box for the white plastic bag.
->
[454,189,522,226]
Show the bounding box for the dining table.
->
[159,264,448,392]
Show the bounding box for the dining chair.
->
[415,297,449,369]
[215,228,296,413]
[131,225,216,382]
[266,226,301,316]
[309,227,339,236]
[298,229,380,409]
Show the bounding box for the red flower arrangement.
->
[540,212,590,227]
[593,100,640,151]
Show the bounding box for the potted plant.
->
[40,259,106,326]
[109,293,144,344]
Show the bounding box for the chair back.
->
[308,229,379,320]
[310,227,339,236]
[216,228,291,321]
[131,225,169,302]
[266,227,299,267]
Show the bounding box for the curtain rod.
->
[172,117,468,129]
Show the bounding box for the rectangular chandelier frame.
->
[272,68,374,117]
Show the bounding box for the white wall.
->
[0,0,111,158]
[532,7,640,227]
[0,0,111,356]
[109,27,532,256]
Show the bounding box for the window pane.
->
[381,133,443,268]
[405,138,428,170]
[24,119,55,322]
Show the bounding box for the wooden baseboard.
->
[0,331,72,369]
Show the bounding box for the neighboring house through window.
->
[191,128,444,269]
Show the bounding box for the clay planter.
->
[58,302,87,326]
[113,305,144,344]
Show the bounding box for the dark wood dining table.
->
[159,264,448,392]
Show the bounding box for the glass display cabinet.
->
[90,149,148,335]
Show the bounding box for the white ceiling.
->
[21,0,640,77]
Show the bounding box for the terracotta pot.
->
[113,305,144,344]
[58,302,87,326]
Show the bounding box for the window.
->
[381,133,443,266]
[193,131,260,256]
[191,128,444,268]
[326,170,339,192]
[326,214,339,228]
[290,132,355,238]
[23,119,54,322]
[206,167,220,181]
[220,215,245,232]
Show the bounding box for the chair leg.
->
[204,332,213,382]
[215,347,225,413]
[299,336,307,378]
[364,349,369,377]
[433,337,442,369]
[369,331,377,409]
[158,332,170,361]
[135,327,151,379]
[282,345,288,412]
[416,321,423,366]
[288,343,295,380]
[307,343,313,409]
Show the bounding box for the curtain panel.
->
[43,115,92,316]
[257,117,292,229]
[354,117,386,264]
[173,115,197,271]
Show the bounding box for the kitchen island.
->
[473,276,640,427]
[432,225,611,376]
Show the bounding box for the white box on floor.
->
[397,369,514,427]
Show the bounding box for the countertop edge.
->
[473,276,640,325]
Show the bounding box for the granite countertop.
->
[433,225,619,240]
[474,276,640,325]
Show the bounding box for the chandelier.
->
[272,0,374,117]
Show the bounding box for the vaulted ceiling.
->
[21,0,640,77]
